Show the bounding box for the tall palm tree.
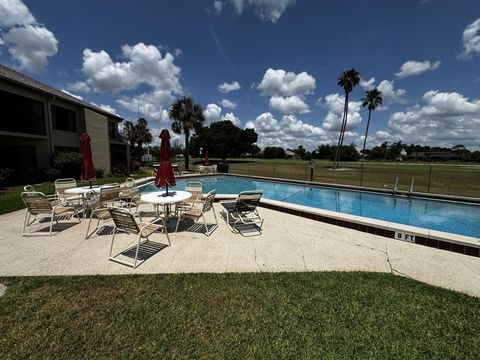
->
[169,97,205,171]
[359,88,382,185]
[333,68,361,168]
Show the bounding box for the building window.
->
[52,105,77,132]
[0,90,46,135]
[109,121,117,139]
[54,146,79,155]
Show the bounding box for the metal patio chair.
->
[21,191,81,236]
[108,207,170,268]
[175,190,218,236]
[220,191,264,234]
[54,178,83,204]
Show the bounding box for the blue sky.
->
[1,0,480,149]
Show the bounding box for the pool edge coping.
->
[137,173,480,257]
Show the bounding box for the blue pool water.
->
[141,176,480,238]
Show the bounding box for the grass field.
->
[1,273,479,359]
[223,159,480,198]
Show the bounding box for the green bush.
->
[112,163,128,176]
[52,152,83,178]
[40,167,62,181]
[95,169,105,179]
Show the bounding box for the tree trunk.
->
[333,93,349,168]
[359,109,372,186]
[184,131,189,171]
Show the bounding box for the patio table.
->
[140,190,192,225]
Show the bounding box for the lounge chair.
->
[21,191,80,236]
[220,191,264,234]
[108,207,170,268]
[175,190,218,236]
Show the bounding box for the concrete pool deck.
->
[0,204,479,297]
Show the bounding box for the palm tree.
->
[169,97,205,171]
[333,68,361,168]
[359,88,383,185]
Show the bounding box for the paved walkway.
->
[1,204,479,297]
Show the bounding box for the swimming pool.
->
[141,176,480,238]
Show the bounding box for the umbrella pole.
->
[89,180,92,189]
[166,184,168,196]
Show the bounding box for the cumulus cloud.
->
[257,68,316,97]
[116,90,173,123]
[68,81,91,93]
[321,93,362,132]
[0,0,58,72]
[360,77,406,105]
[213,1,223,13]
[230,0,296,23]
[395,60,441,78]
[204,103,241,126]
[219,99,237,109]
[247,112,330,149]
[0,0,35,27]
[385,90,480,147]
[81,43,182,93]
[461,17,480,58]
[269,95,310,114]
[218,81,241,93]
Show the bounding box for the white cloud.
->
[230,0,296,23]
[60,89,83,100]
[360,78,406,105]
[81,43,182,93]
[0,0,35,27]
[2,25,58,72]
[385,90,480,147]
[269,95,310,114]
[395,60,441,78]
[204,103,241,126]
[257,68,316,97]
[360,77,376,90]
[0,1,58,72]
[321,93,362,132]
[461,17,480,58]
[222,112,241,126]
[116,90,173,123]
[203,103,222,124]
[377,80,407,104]
[92,103,119,116]
[219,99,237,109]
[68,81,91,93]
[247,112,330,149]
[213,0,223,13]
[218,81,241,93]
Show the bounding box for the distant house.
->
[285,149,297,159]
[408,152,461,161]
[0,64,128,183]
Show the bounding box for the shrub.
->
[95,169,104,179]
[0,167,13,186]
[52,152,83,178]
[112,163,128,176]
[40,167,62,181]
[130,160,141,172]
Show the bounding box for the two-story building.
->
[0,64,128,183]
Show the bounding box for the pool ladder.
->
[392,177,415,197]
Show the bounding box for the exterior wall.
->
[84,108,111,175]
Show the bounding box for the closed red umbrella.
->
[204,149,209,166]
[80,133,96,188]
[155,129,176,196]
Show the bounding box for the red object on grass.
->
[155,129,176,191]
[204,149,209,166]
[80,133,96,181]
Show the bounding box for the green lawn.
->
[0,175,147,215]
[224,158,480,198]
[1,273,479,359]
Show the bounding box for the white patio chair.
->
[84,184,123,237]
[175,190,217,236]
[175,180,203,213]
[54,178,83,203]
[21,191,80,236]
[108,207,170,268]
[24,185,59,204]
[220,191,264,234]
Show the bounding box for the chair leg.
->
[109,227,117,258]
[202,214,209,236]
[85,215,94,239]
[175,214,182,233]
[21,210,29,236]
[49,211,54,236]
[134,234,142,268]
[212,207,218,225]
